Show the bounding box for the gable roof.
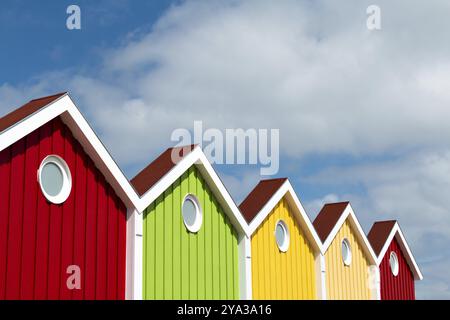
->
[313,202,377,264]
[367,220,397,256]
[131,145,249,236]
[368,220,423,280]
[239,178,287,223]
[313,202,349,243]
[131,144,196,196]
[0,92,140,209]
[240,178,322,253]
[0,93,67,133]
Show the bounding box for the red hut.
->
[0,93,138,299]
[368,221,423,300]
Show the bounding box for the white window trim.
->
[275,220,290,252]
[182,194,202,233]
[390,251,399,276]
[342,238,352,266]
[38,155,72,204]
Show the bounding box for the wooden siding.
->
[324,219,371,300]
[0,117,127,300]
[380,238,415,300]
[251,197,317,299]
[142,166,240,299]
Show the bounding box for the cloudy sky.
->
[1,0,449,299]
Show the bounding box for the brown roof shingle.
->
[239,178,287,223]
[313,201,349,242]
[367,220,397,256]
[131,144,197,196]
[0,92,67,133]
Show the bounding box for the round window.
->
[275,220,289,252]
[342,238,352,266]
[38,155,72,204]
[390,251,399,276]
[182,194,202,233]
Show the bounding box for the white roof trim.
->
[375,222,423,280]
[136,145,249,236]
[247,179,322,253]
[321,203,377,264]
[0,94,140,208]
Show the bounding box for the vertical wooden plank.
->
[225,219,234,299]
[196,172,205,299]
[116,202,127,300]
[72,144,87,300]
[164,188,173,299]
[180,172,190,299]
[232,230,239,299]
[211,197,220,299]
[5,137,26,299]
[219,209,227,299]
[84,162,98,300]
[0,147,11,299]
[145,203,156,299]
[19,130,39,299]
[106,190,118,300]
[204,185,213,299]
[155,195,164,299]
[95,176,108,299]
[172,180,182,299]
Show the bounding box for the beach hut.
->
[313,202,378,300]
[239,178,324,300]
[129,145,249,300]
[368,220,423,300]
[0,93,140,300]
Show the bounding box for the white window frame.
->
[390,251,399,276]
[342,238,352,266]
[275,220,290,252]
[38,155,72,204]
[182,194,203,233]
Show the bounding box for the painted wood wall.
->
[380,238,415,300]
[324,219,371,300]
[0,117,127,300]
[251,197,317,299]
[142,166,240,299]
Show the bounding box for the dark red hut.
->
[368,220,423,300]
[0,93,138,299]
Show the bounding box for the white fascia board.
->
[238,235,252,300]
[0,94,141,210]
[321,203,377,265]
[376,222,423,280]
[136,146,250,236]
[125,208,143,300]
[247,180,323,254]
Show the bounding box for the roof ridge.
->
[29,92,67,103]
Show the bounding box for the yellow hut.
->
[313,202,379,300]
[239,178,323,300]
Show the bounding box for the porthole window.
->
[182,194,202,233]
[275,220,290,252]
[390,251,399,276]
[38,155,72,204]
[342,238,352,266]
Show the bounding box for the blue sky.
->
[1,0,449,299]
